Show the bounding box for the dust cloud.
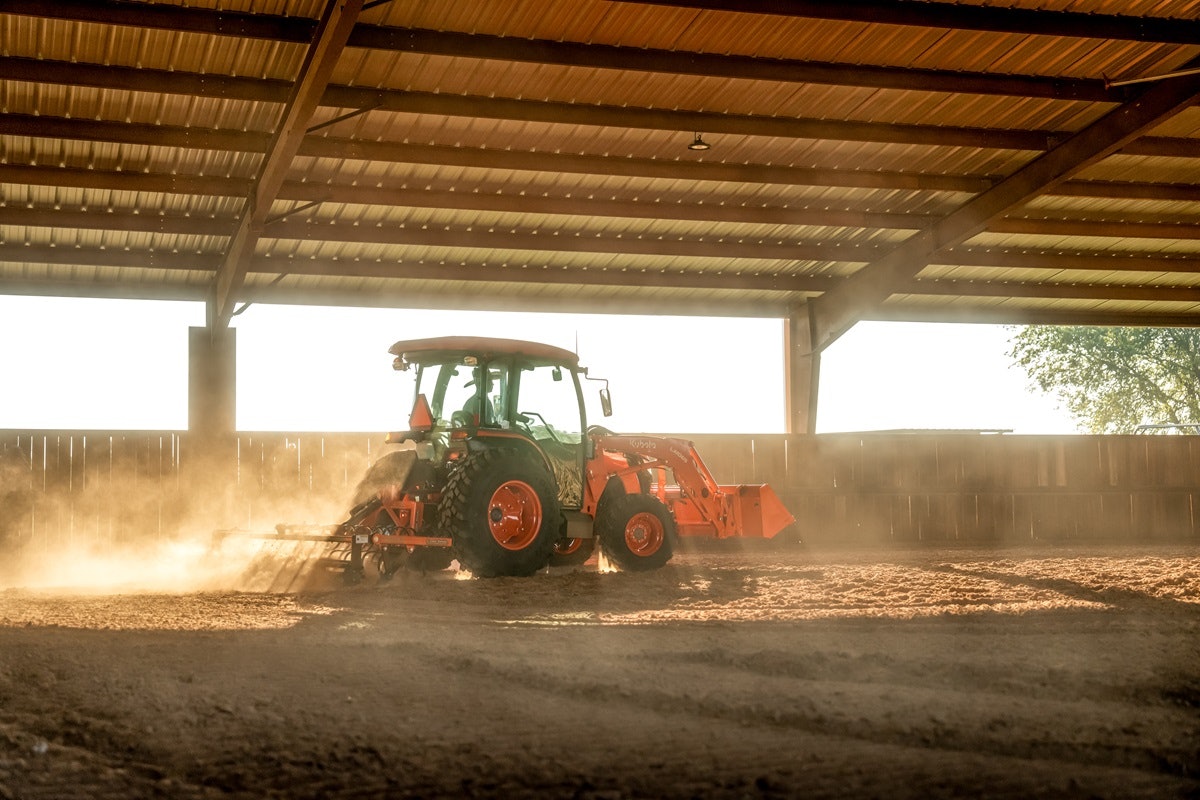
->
[0,442,357,594]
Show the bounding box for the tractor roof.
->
[388,336,580,368]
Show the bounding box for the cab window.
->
[515,364,582,443]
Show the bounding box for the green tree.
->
[1008,326,1200,433]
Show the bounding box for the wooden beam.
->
[620,0,1200,45]
[808,69,1200,351]
[212,0,362,328]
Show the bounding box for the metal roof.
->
[3,0,1200,349]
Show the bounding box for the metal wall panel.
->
[3,431,1198,552]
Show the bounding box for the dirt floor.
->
[1,542,1198,799]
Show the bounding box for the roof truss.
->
[2,0,1200,330]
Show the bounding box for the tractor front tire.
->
[596,492,676,571]
[440,449,561,577]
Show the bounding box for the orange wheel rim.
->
[624,512,664,556]
[554,537,584,556]
[487,480,543,551]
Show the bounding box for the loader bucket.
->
[734,484,795,539]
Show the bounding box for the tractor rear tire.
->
[596,492,676,571]
[440,449,561,577]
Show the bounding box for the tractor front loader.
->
[216,337,793,583]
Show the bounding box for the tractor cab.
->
[389,337,593,509]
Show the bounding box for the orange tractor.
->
[238,337,794,580]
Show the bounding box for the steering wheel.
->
[587,424,616,436]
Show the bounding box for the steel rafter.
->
[808,67,1200,352]
[2,56,1197,159]
[617,0,1200,46]
[211,0,363,328]
[0,3,1120,101]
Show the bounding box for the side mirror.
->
[599,387,613,417]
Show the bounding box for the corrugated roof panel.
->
[1085,154,1200,185]
[1144,106,1200,137]
[296,198,909,246]
[257,234,817,276]
[376,51,1076,133]
[7,15,309,81]
[967,230,1200,256]
[22,141,246,181]
[375,0,1193,79]
[1,62,285,135]
[1022,195,1200,220]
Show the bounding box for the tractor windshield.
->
[412,356,583,441]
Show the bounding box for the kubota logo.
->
[629,439,657,451]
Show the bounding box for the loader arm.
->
[592,435,793,540]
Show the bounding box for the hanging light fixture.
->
[687,132,712,151]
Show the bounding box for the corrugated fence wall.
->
[2,431,1198,549]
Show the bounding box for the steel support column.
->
[785,301,820,435]
[188,326,236,440]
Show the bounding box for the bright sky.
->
[0,296,1076,434]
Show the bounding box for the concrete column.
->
[784,301,821,435]
[189,326,237,440]
[186,325,238,527]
